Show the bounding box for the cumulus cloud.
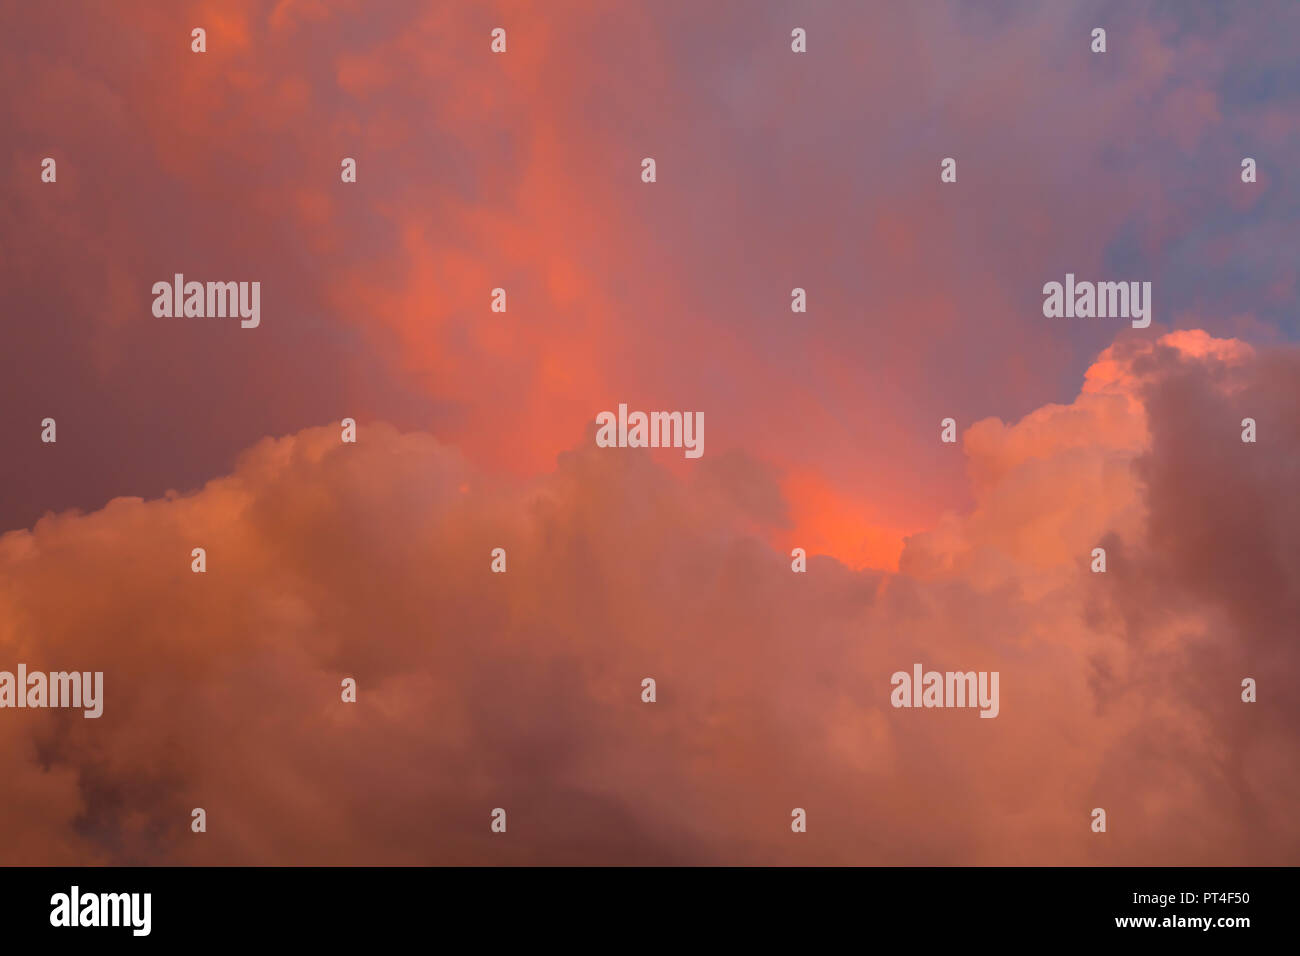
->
[0,332,1295,864]
[6,0,1299,567]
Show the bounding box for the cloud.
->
[5,0,1299,568]
[0,332,1295,864]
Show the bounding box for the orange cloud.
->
[1,333,1295,864]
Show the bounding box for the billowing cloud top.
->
[1,333,1296,864]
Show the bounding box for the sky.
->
[0,0,1297,864]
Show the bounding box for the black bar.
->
[2,866,1286,943]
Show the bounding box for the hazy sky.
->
[1,0,1297,864]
